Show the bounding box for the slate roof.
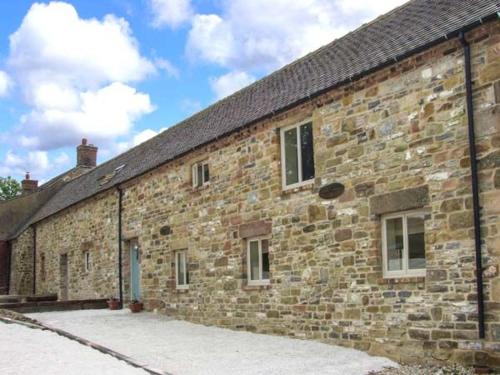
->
[29,0,499,224]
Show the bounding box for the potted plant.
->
[128,298,143,313]
[107,297,120,310]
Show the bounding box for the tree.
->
[0,176,21,201]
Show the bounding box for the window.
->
[382,211,428,278]
[247,238,270,285]
[40,253,46,282]
[280,121,315,189]
[192,161,209,188]
[175,250,189,289]
[83,251,91,273]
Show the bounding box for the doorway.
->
[59,253,69,300]
[129,241,141,301]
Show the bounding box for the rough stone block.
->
[239,220,272,238]
[370,185,429,215]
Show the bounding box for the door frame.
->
[129,240,141,301]
[59,253,69,301]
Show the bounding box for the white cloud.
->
[113,127,165,155]
[0,149,71,181]
[19,82,154,150]
[210,71,255,100]
[0,71,11,97]
[187,0,408,78]
[1,150,48,176]
[5,1,156,151]
[154,58,180,79]
[149,0,193,29]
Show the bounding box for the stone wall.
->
[35,190,119,300]
[32,21,500,368]
[9,228,34,295]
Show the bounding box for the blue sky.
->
[0,0,406,183]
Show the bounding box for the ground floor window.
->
[247,237,270,285]
[175,250,189,289]
[83,250,91,273]
[382,210,428,278]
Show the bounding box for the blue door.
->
[130,242,141,301]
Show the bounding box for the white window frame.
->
[192,161,209,188]
[175,250,189,290]
[246,237,270,286]
[83,250,91,273]
[280,119,315,190]
[381,210,428,279]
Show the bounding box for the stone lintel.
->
[239,220,272,238]
[370,185,429,216]
[171,239,188,250]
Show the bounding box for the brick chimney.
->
[76,138,97,168]
[21,172,38,195]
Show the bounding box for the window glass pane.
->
[284,128,299,185]
[300,123,315,181]
[408,214,426,269]
[177,252,185,285]
[386,217,403,271]
[203,163,209,183]
[261,240,269,280]
[249,241,260,281]
[197,164,203,187]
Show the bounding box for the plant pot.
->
[107,299,120,310]
[129,302,143,313]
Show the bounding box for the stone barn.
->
[1,0,499,369]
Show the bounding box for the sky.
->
[0,0,407,183]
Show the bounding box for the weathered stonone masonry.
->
[1,0,499,369]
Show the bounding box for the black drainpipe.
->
[32,224,37,295]
[117,187,124,309]
[459,32,485,339]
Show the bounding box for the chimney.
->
[21,172,38,195]
[76,138,97,168]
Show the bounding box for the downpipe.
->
[459,32,485,339]
[117,187,124,309]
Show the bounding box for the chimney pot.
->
[82,138,87,145]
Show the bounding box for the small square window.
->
[83,251,91,273]
[192,161,209,188]
[280,121,315,189]
[247,238,270,286]
[382,211,428,278]
[175,250,189,289]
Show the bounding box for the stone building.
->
[1,0,499,369]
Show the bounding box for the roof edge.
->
[29,11,500,226]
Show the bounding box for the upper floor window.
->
[280,121,315,189]
[192,161,209,188]
[83,250,91,273]
[247,237,270,286]
[382,210,428,278]
[175,250,189,289]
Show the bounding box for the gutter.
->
[117,187,124,309]
[32,224,37,295]
[459,32,485,340]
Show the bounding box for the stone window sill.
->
[191,182,210,193]
[242,284,271,291]
[281,181,314,196]
[378,276,425,285]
